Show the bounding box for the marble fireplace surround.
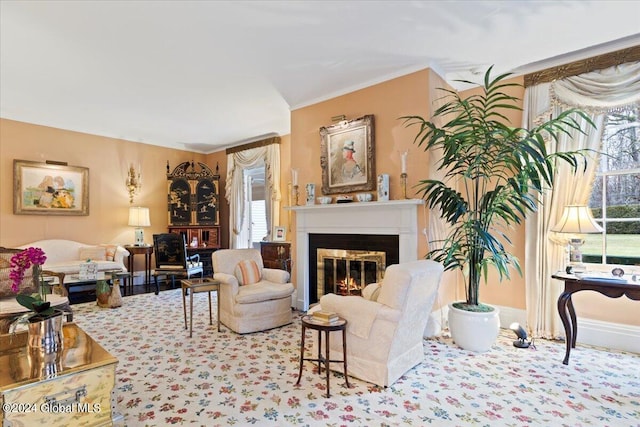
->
[289,199,423,311]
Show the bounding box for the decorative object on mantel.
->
[291,169,299,206]
[13,159,89,216]
[305,183,315,205]
[317,196,332,204]
[336,195,353,204]
[402,66,593,352]
[377,173,389,201]
[400,150,408,199]
[320,115,375,195]
[356,193,372,202]
[126,163,142,204]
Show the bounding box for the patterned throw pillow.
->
[234,259,261,285]
[100,244,118,261]
[79,246,107,261]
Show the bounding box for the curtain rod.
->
[226,136,281,154]
[524,45,640,87]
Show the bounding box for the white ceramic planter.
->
[448,302,500,352]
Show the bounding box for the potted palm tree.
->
[403,67,592,352]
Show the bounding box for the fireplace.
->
[317,248,385,298]
[289,199,422,310]
[309,233,398,303]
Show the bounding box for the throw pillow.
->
[99,244,118,261]
[362,282,381,301]
[235,259,261,285]
[79,246,107,261]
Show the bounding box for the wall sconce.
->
[126,164,142,204]
[509,322,531,349]
[128,206,151,246]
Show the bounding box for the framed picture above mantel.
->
[13,159,89,215]
[319,115,375,195]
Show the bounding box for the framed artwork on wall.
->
[320,114,375,195]
[13,159,89,215]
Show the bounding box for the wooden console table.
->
[552,272,640,365]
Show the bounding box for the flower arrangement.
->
[9,247,56,324]
[9,247,46,292]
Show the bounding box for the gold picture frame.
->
[13,159,89,215]
[320,115,375,195]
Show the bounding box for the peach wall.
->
[0,118,214,272]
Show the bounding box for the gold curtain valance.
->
[524,45,640,87]
[225,136,281,155]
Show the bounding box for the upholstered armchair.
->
[308,259,444,387]
[211,248,295,334]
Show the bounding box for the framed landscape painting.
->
[320,115,375,195]
[14,159,89,215]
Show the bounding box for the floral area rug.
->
[71,289,640,426]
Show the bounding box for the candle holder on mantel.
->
[293,184,300,206]
[400,173,408,199]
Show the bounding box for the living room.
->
[1,2,639,426]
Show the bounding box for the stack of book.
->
[312,310,339,323]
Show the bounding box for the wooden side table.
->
[181,278,221,338]
[124,245,153,290]
[296,315,350,397]
[553,272,640,365]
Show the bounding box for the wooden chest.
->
[0,323,121,426]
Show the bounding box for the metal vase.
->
[27,310,64,354]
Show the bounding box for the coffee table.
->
[181,278,221,337]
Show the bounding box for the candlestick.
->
[401,151,408,174]
[293,184,300,206]
[291,169,298,186]
[401,173,408,199]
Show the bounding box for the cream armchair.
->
[308,259,444,387]
[211,249,294,334]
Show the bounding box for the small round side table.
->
[295,314,350,397]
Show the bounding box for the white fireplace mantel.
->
[287,199,423,310]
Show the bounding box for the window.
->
[584,105,640,267]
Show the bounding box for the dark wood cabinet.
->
[260,241,291,273]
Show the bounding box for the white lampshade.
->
[128,207,151,246]
[551,205,603,234]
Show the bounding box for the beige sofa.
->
[17,239,129,276]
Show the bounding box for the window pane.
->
[600,108,640,172]
[604,174,640,216]
[582,233,603,263]
[605,223,640,266]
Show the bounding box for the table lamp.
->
[551,205,603,272]
[128,206,151,246]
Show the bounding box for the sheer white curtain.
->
[225,143,282,249]
[523,62,640,338]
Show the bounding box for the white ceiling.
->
[1,1,639,154]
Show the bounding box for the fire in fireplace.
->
[317,249,385,299]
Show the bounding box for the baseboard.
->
[575,318,640,354]
[430,304,640,355]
